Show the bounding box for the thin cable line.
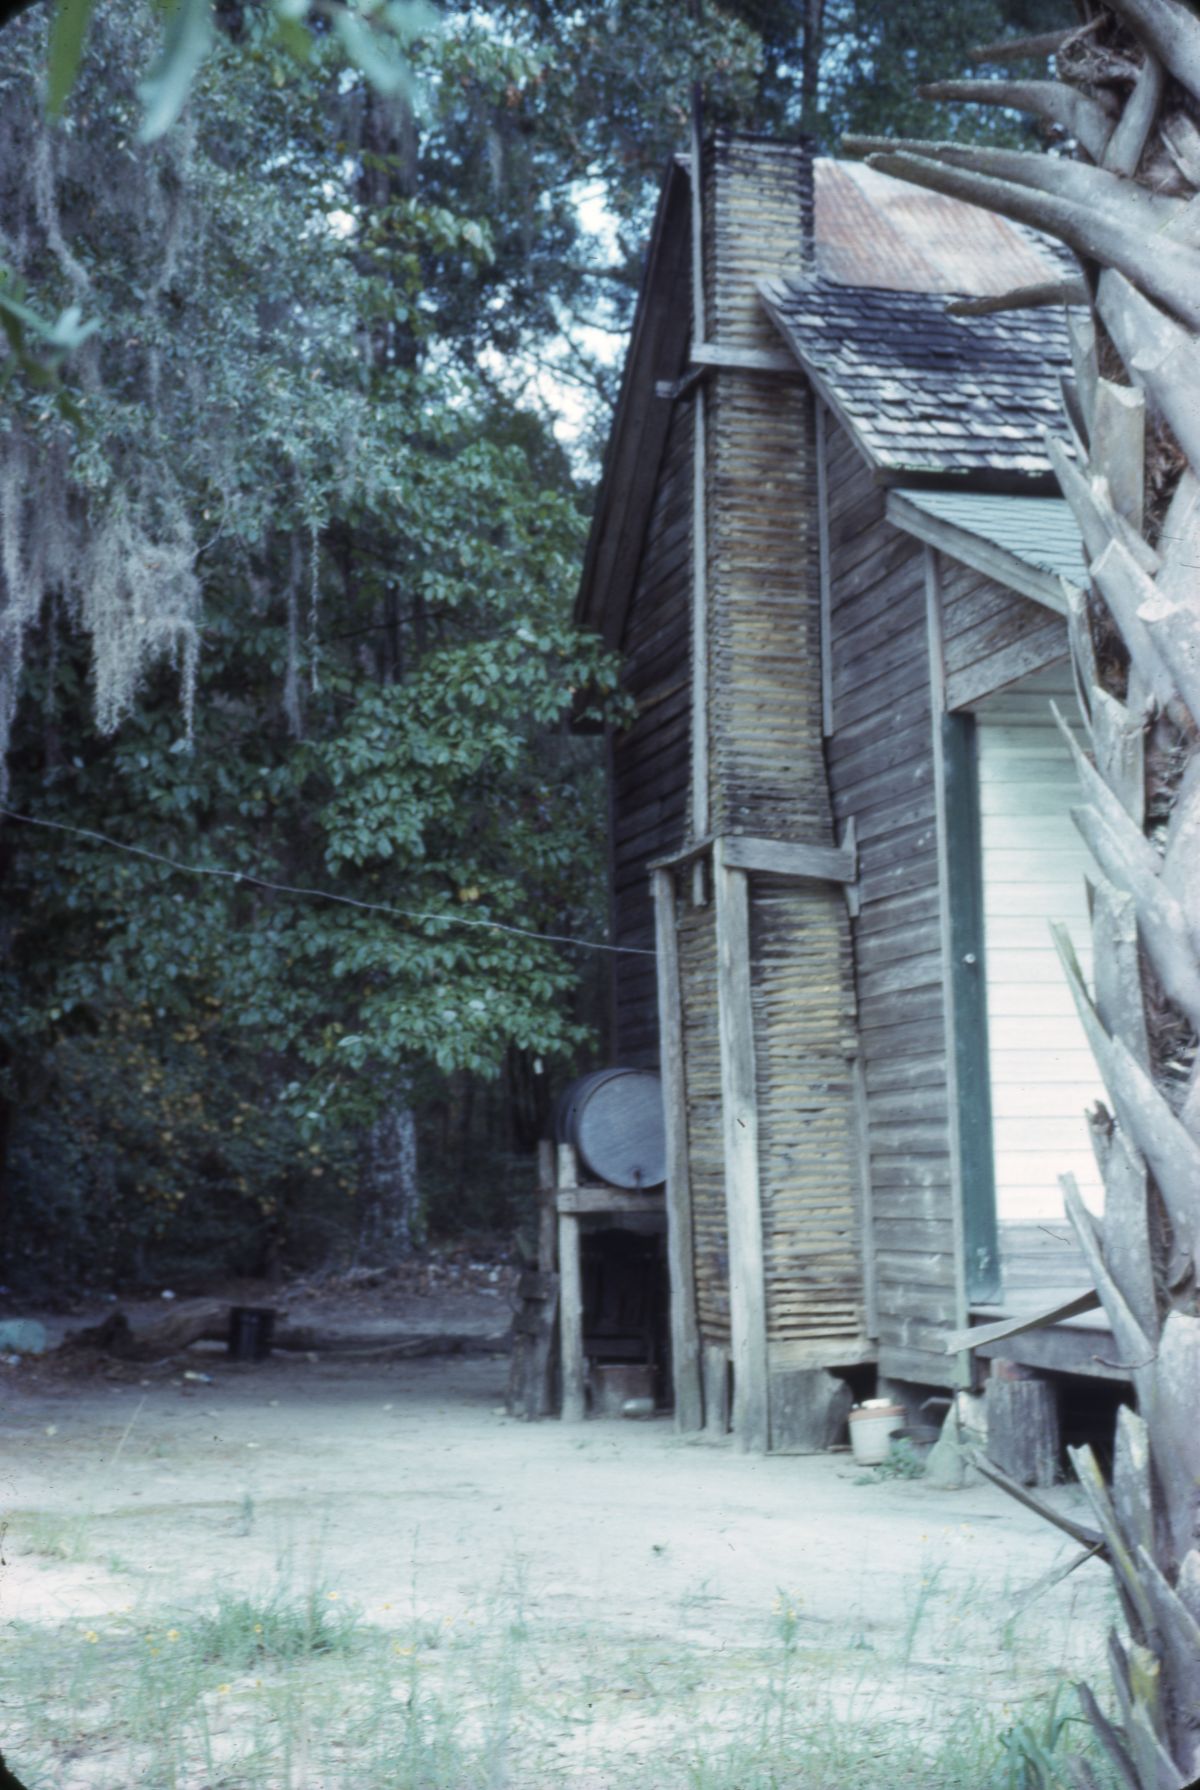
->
[0,807,655,958]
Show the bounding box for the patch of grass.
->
[192,1582,365,1671]
[0,1557,1117,1790]
[17,1510,92,1562]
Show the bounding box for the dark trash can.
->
[228,1306,276,1361]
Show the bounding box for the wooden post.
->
[851,1055,879,1339]
[713,837,769,1452]
[985,1363,1061,1488]
[652,867,703,1432]
[556,1142,586,1422]
[692,386,710,840]
[689,93,709,843]
[924,548,972,1386]
[536,1138,557,1275]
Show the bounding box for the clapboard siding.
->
[823,414,958,1384]
[750,876,862,1343]
[972,667,1100,1290]
[677,890,730,1345]
[610,397,694,1067]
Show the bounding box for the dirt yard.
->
[0,1269,1114,1789]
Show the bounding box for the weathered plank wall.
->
[822,415,958,1384]
[676,883,730,1347]
[610,398,695,1067]
[750,876,862,1348]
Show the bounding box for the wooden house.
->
[576,135,1107,1451]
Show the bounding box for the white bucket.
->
[849,1402,906,1466]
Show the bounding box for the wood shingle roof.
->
[760,275,1072,480]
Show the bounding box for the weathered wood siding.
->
[610,398,695,1067]
[822,416,957,1383]
[750,877,862,1347]
[676,883,730,1346]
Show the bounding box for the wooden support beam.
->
[815,400,835,737]
[692,383,710,839]
[719,834,857,883]
[852,1055,879,1339]
[925,548,973,1388]
[713,837,770,1452]
[945,1288,1102,1355]
[556,1143,586,1423]
[690,340,802,375]
[554,1188,666,1217]
[653,868,704,1434]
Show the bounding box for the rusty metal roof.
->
[814,159,1061,295]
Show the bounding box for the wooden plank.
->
[925,547,972,1382]
[692,383,710,838]
[946,618,1067,711]
[692,340,801,375]
[713,838,769,1451]
[720,834,856,883]
[944,1288,1101,1355]
[816,400,834,736]
[556,1144,586,1423]
[555,1188,667,1217]
[653,868,703,1433]
[852,1054,878,1339]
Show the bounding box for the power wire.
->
[0,807,655,958]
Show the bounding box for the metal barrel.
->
[555,1068,666,1190]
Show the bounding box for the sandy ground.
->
[0,1272,1115,1787]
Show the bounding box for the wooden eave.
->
[573,159,692,653]
[885,489,1082,617]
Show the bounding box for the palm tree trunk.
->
[849,9,1200,1784]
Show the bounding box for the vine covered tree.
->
[845,6,1200,1783]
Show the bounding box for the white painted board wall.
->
[972,665,1105,1222]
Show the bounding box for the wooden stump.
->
[703,1344,731,1437]
[985,1365,1060,1488]
[506,1270,560,1420]
[768,1368,853,1453]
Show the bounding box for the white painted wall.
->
[972,665,1105,1222]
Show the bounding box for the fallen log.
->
[58,1302,226,1360]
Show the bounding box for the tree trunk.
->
[865,9,1200,1783]
[357,1075,419,1262]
